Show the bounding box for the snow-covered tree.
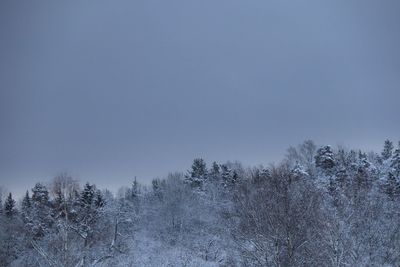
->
[381,139,394,161]
[384,172,400,200]
[209,161,221,182]
[21,190,31,224]
[315,145,336,170]
[31,183,53,238]
[94,189,105,208]
[32,183,50,204]
[391,141,400,176]
[2,139,400,266]
[186,158,208,188]
[4,193,16,217]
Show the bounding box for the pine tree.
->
[4,193,16,217]
[32,183,50,204]
[21,191,31,215]
[81,183,95,207]
[190,158,207,178]
[221,164,238,188]
[315,145,336,170]
[186,158,208,188]
[381,139,394,161]
[21,191,32,227]
[31,183,52,238]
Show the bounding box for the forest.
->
[1,140,400,267]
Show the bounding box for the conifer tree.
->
[186,158,208,188]
[31,183,52,238]
[391,141,400,176]
[32,183,50,204]
[221,164,237,188]
[22,190,31,209]
[382,139,394,161]
[4,193,16,217]
[315,145,336,170]
[209,161,220,181]
[190,158,207,178]
[81,183,95,207]
[21,191,31,218]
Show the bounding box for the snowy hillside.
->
[1,140,400,266]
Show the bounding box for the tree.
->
[32,183,50,204]
[22,191,31,212]
[382,139,394,161]
[286,140,317,173]
[220,164,232,188]
[126,177,140,201]
[209,161,221,182]
[384,173,400,200]
[152,178,164,199]
[233,164,326,266]
[190,158,207,177]
[391,141,400,176]
[4,193,16,217]
[81,182,95,207]
[21,190,32,223]
[0,193,21,266]
[315,145,336,170]
[74,182,109,265]
[31,183,52,238]
[94,189,105,208]
[186,158,207,188]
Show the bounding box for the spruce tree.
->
[221,164,236,188]
[186,158,208,188]
[190,158,207,178]
[21,191,32,226]
[4,193,16,217]
[382,139,394,161]
[21,191,31,215]
[81,183,95,207]
[31,183,52,238]
[315,145,336,170]
[32,183,50,204]
[22,191,31,210]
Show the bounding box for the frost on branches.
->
[1,140,400,266]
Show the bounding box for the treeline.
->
[0,140,400,266]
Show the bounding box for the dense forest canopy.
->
[1,139,400,266]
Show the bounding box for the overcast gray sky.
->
[1,0,399,197]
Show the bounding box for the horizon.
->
[1,139,396,199]
[1,0,400,199]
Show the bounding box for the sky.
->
[1,0,400,197]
